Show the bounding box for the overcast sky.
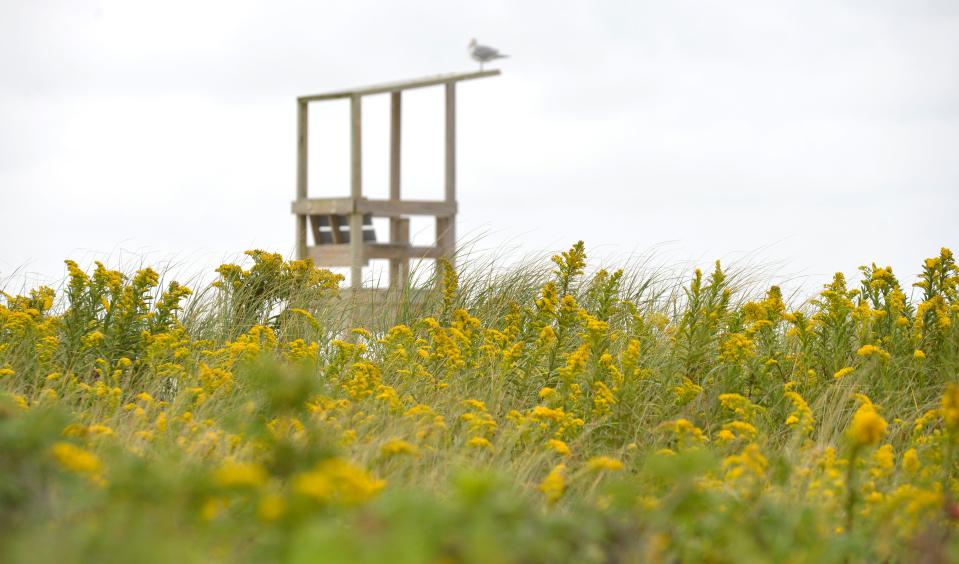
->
[1,1,957,293]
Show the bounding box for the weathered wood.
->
[445,82,456,204]
[306,244,360,268]
[307,240,439,267]
[389,91,404,289]
[436,216,454,264]
[295,100,309,259]
[308,215,324,245]
[328,214,343,244]
[366,243,444,261]
[350,94,363,287]
[291,198,354,215]
[298,70,500,102]
[442,83,457,262]
[293,70,499,287]
[390,92,401,201]
[292,198,456,217]
[389,217,410,288]
[361,199,456,217]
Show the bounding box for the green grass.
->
[1,244,957,563]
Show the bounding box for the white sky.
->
[1,1,957,293]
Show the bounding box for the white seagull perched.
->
[468,38,508,70]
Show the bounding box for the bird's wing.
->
[472,45,501,60]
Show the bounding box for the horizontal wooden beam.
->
[292,198,456,218]
[292,198,355,215]
[306,244,361,268]
[298,70,500,102]
[306,243,444,267]
[365,243,445,261]
[361,199,456,217]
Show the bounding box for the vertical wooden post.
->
[350,94,363,288]
[444,82,456,209]
[388,91,403,289]
[436,81,456,279]
[295,100,309,260]
[395,217,410,286]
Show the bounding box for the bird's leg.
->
[480,61,484,71]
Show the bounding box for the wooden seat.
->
[309,213,376,244]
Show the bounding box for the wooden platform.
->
[293,70,500,290]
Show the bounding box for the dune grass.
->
[1,244,958,563]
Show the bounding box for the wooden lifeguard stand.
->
[292,70,500,289]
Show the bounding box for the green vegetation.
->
[1,245,958,563]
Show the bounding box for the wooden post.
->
[395,217,410,287]
[295,100,309,259]
[444,82,456,209]
[388,91,403,289]
[436,81,456,280]
[350,94,363,288]
[442,82,456,259]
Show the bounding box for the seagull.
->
[468,38,508,71]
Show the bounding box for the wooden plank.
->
[307,242,438,267]
[349,213,363,286]
[291,198,354,215]
[350,95,363,288]
[359,199,456,217]
[390,92,401,201]
[298,70,500,102]
[366,243,444,261]
[328,214,343,244]
[295,100,309,259]
[445,82,456,204]
[389,217,410,289]
[306,244,364,268]
[292,198,456,217]
[436,216,454,259]
[351,94,362,200]
[308,215,324,245]
[442,83,457,263]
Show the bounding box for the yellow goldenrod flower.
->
[461,399,487,412]
[848,403,887,447]
[902,448,920,475]
[258,494,287,522]
[667,418,708,447]
[546,439,571,457]
[539,464,567,505]
[200,497,227,522]
[293,458,385,505]
[856,344,891,361]
[941,384,959,432]
[81,331,106,348]
[784,391,815,437]
[467,436,493,450]
[214,461,268,488]
[870,444,894,478]
[538,387,558,401]
[51,442,102,476]
[672,377,703,407]
[723,443,768,484]
[586,456,624,472]
[719,333,754,364]
[381,438,419,456]
[833,367,855,380]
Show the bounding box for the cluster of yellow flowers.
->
[0,244,957,561]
